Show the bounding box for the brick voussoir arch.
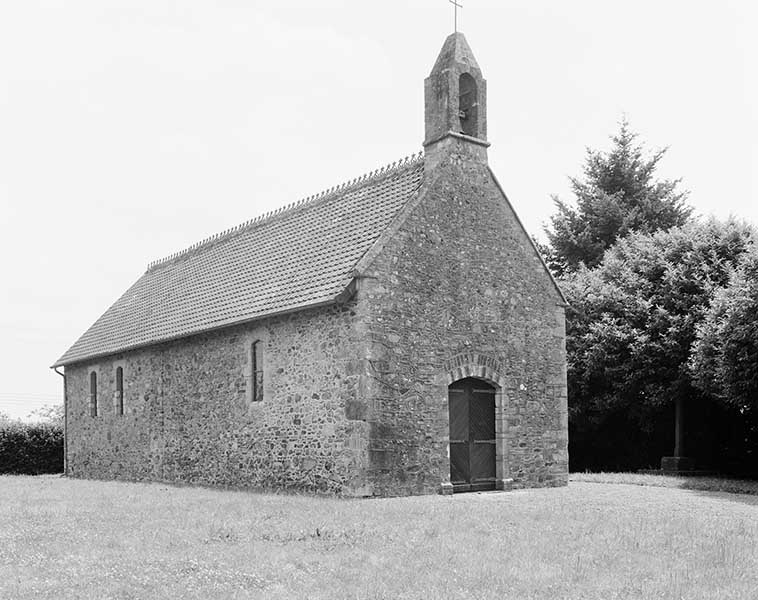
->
[442,352,507,389]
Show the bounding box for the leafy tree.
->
[691,246,758,412]
[546,120,692,274]
[27,403,64,427]
[564,219,755,470]
[0,421,64,474]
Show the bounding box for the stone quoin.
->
[54,32,569,496]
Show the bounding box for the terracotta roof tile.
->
[55,154,424,366]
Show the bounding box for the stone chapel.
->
[54,32,569,496]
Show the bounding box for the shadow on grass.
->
[685,487,758,508]
[570,472,758,506]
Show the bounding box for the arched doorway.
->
[448,377,496,492]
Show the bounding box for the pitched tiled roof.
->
[54,154,424,367]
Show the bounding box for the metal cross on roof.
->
[449,0,463,33]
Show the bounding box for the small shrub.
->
[0,421,63,474]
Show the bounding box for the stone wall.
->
[64,138,567,497]
[357,135,568,495]
[65,302,372,495]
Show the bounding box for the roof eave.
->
[51,283,359,369]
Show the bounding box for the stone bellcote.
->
[424,32,488,149]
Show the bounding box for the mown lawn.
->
[571,471,758,495]
[1,476,757,599]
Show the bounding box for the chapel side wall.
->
[360,140,568,495]
[64,302,371,494]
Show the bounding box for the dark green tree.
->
[564,219,755,470]
[691,245,758,412]
[546,120,692,275]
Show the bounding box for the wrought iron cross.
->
[449,0,463,32]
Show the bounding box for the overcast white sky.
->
[1,1,756,419]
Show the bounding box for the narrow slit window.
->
[115,367,124,416]
[251,341,264,402]
[89,371,98,417]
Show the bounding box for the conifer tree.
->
[546,120,691,275]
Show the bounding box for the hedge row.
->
[0,422,63,474]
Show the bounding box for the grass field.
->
[571,472,758,495]
[2,476,757,599]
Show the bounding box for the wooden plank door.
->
[448,378,496,492]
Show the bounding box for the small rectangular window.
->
[115,367,124,416]
[89,371,98,417]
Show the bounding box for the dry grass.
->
[1,475,757,599]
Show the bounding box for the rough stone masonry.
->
[57,32,568,496]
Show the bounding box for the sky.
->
[0,1,756,420]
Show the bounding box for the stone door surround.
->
[439,351,511,494]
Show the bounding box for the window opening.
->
[115,367,124,416]
[458,73,478,137]
[251,341,264,402]
[89,371,98,417]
